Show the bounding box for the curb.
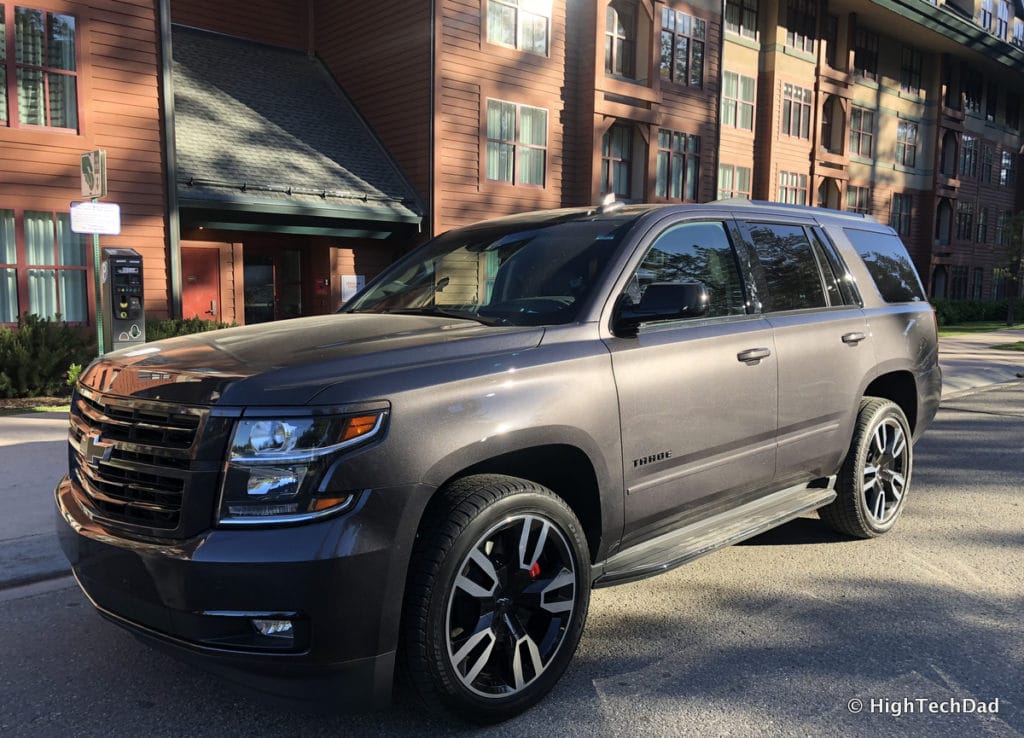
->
[0,535,71,591]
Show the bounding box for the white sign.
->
[70,201,121,235]
[81,150,107,198]
[341,274,365,302]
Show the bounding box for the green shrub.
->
[930,298,1024,326]
[0,314,96,398]
[145,316,234,342]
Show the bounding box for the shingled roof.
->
[172,26,422,233]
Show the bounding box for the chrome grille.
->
[68,385,207,531]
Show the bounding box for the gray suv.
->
[57,201,940,723]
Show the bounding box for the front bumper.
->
[55,475,427,708]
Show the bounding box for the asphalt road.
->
[1,383,1021,737]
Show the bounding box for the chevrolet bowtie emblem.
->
[81,432,114,467]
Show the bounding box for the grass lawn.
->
[938,321,1024,337]
[990,341,1024,351]
[0,398,70,417]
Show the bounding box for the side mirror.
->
[615,281,710,335]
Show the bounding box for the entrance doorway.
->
[181,246,222,321]
[243,248,303,324]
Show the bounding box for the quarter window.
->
[486,100,547,186]
[655,129,700,201]
[659,8,705,87]
[626,221,747,318]
[843,228,925,303]
[722,71,755,130]
[747,223,827,311]
[487,0,550,54]
[781,83,812,139]
[1,6,79,129]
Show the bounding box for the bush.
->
[930,298,1024,326]
[0,314,96,398]
[145,316,234,342]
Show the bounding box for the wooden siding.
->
[0,0,168,321]
[313,0,432,229]
[170,0,308,49]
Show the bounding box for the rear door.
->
[737,219,872,482]
[603,218,778,547]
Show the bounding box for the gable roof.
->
[171,26,422,235]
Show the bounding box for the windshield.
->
[344,214,635,326]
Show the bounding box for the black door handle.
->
[842,332,867,345]
[737,347,771,363]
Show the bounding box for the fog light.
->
[252,618,294,638]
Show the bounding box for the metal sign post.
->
[80,150,109,356]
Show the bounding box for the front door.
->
[243,249,302,324]
[604,220,778,547]
[181,247,221,321]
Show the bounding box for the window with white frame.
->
[997,0,1010,38]
[785,0,815,53]
[999,150,1015,186]
[485,100,547,186]
[725,0,757,39]
[717,164,752,199]
[849,107,874,158]
[722,71,755,130]
[980,0,993,31]
[896,121,918,167]
[781,83,812,139]
[606,1,638,78]
[777,171,807,204]
[487,0,551,54]
[846,185,870,214]
[601,123,634,198]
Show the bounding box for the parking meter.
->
[101,248,146,352]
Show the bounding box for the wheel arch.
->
[863,370,918,433]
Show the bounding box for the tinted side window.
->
[626,221,747,317]
[843,229,926,302]
[747,223,827,311]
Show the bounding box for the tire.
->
[400,474,591,724]
[819,397,913,539]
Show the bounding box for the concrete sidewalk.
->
[1,328,1022,591]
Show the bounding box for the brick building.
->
[2,0,1023,335]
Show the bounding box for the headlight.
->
[217,411,386,525]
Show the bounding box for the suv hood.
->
[79,314,545,406]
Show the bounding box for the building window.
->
[486,100,547,186]
[1,6,79,129]
[950,265,968,299]
[777,171,807,204]
[722,71,755,130]
[995,209,1012,246]
[980,0,993,30]
[891,193,911,236]
[656,129,700,201]
[955,200,975,240]
[959,134,978,178]
[1014,19,1024,47]
[1007,92,1020,132]
[846,185,870,214]
[601,123,634,198]
[978,206,989,243]
[606,1,637,78]
[785,0,815,54]
[853,29,878,82]
[487,0,551,54]
[659,9,705,87]
[971,267,983,299]
[725,0,757,39]
[963,66,982,114]
[717,164,752,199]
[999,150,1015,186]
[981,145,994,183]
[997,0,1010,38]
[896,121,918,168]
[849,107,874,158]
[0,209,87,323]
[781,83,812,139]
[900,47,922,94]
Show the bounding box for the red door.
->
[181,247,222,321]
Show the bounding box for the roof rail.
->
[706,198,878,223]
